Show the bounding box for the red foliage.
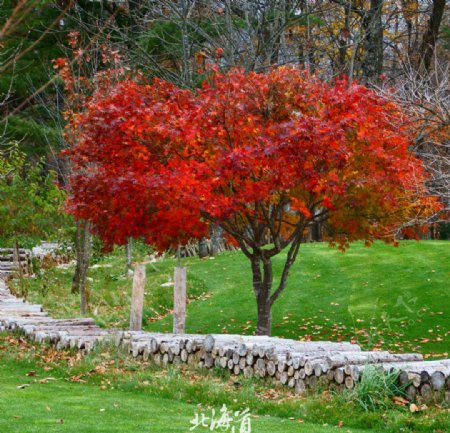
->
[53,31,128,117]
[64,67,440,251]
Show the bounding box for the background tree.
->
[3,1,449,152]
[382,64,450,232]
[0,0,68,157]
[0,143,67,273]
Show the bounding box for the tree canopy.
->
[64,67,440,334]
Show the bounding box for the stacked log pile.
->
[0,248,33,277]
[32,242,70,266]
[119,331,449,402]
[178,239,239,258]
[0,279,116,351]
[1,278,449,403]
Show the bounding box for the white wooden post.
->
[173,266,187,334]
[130,263,146,331]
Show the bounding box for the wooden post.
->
[173,266,187,334]
[12,243,20,273]
[130,263,146,331]
[126,238,132,271]
[13,238,23,279]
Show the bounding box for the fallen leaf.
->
[39,377,58,384]
[392,396,409,406]
[409,403,427,413]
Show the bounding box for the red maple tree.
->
[65,67,439,335]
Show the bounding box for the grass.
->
[15,240,450,357]
[0,334,449,432]
[345,365,405,412]
[0,336,335,433]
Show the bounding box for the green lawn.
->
[0,361,351,433]
[18,240,450,357]
[1,335,448,433]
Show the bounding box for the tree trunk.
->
[79,221,91,315]
[418,0,446,72]
[251,256,273,336]
[249,234,302,336]
[71,220,92,314]
[256,295,272,336]
[210,225,223,257]
[337,3,352,75]
[179,0,193,86]
[128,0,142,34]
[362,0,384,79]
[71,220,82,294]
[198,237,208,259]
